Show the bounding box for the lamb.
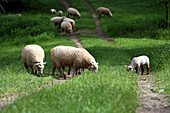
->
[63,17,76,31]
[51,17,64,28]
[125,55,150,75]
[97,7,112,18]
[22,44,46,75]
[50,9,56,14]
[67,7,81,19]
[61,21,72,35]
[50,46,98,79]
[58,10,63,16]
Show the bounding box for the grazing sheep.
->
[50,9,56,14]
[50,46,98,79]
[97,7,112,18]
[61,21,72,35]
[63,17,76,31]
[22,44,46,75]
[125,55,150,75]
[51,17,64,28]
[58,10,63,16]
[67,7,81,19]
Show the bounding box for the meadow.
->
[0,0,169,112]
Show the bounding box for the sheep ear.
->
[124,65,128,68]
[96,62,99,65]
[33,63,39,68]
[43,62,47,65]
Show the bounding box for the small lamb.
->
[58,10,63,16]
[63,17,76,31]
[50,9,56,14]
[22,44,46,75]
[125,55,150,75]
[61,21,72,35]
[51,16,64,29]
[67,7,81,19]
[97,7,112,18]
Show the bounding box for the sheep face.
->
[88,62,98,73]
[108,12,112,17]
[34,62,46,74]
[125,65,133,71]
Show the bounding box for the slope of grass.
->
[1,36,139,113]
[87,0,169,39]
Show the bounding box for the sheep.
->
[125,55,150,75]
[22,44,46,75]
[61,21,72,35]
[50,9,56,14]
[97,7,112,18]
[63,17,76,31]
[50,46,98,79]
[51,17,64,29]
[58,10,63,16]
[67,7,81,19]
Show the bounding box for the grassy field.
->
[0,0,169,112]
[87,0,170,39]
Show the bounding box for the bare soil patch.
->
[136,75,170,113]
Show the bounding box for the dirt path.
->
[136,75,170,113]
[82,0,113,42]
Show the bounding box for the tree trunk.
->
[166,1,169,28]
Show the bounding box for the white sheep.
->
[50,46,98,78]
[50,17,64,28]
[50,9,56,14]
[58,10,63,16]
[61,21,72,35]
[63,17,76,31]
[97,7,112,18]
[67,7,81,19]
[125,55,150,75]
[22,44,46,75]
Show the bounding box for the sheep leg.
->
[68,67,71,75]
[135,66,139,74]
[62,66,67,79]
[51,65,56,75]
[141,65,144,75]
[57,66,64,78]
[77,68,81,75]
[31,67,34,74]
[147,64,150,75]
[73,68,78,76]
[24,63,29,71]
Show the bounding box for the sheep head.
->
[124,65,133,71]
[33,62,47,75]
[88,62,98,73]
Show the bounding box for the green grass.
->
[0,0,169,112]
[87,0,169,39]
[114,38,170,94]
[1,36,139,113]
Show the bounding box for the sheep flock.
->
[21,7,150,79]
